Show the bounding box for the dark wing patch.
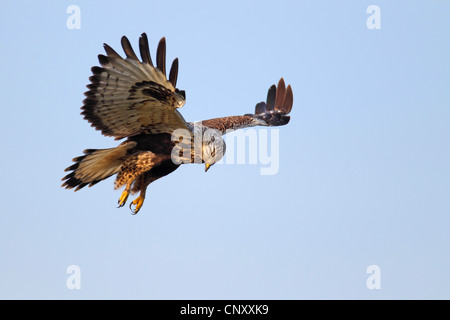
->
[131,81,174,102]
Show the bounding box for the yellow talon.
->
[130,195,145,214]
[117,190,129,208]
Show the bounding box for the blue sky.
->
[0,1,449,299]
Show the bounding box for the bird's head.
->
[202,129,226,172]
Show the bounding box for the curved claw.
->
[117,190,129,208]
[129,195,145,215]
[129,203,138,215]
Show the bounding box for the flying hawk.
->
[62,33,293,214]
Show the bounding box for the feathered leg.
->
[114,151,164,212]
[128,161,180,214]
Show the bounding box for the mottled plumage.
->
[62,33,294,214]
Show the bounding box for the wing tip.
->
[156,37,167,75]
[250,78,293,126]
[121,35,139,61]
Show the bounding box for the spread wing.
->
[81,33,189,140]
[199,78,293,134]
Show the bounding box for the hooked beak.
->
[205,163,211,172]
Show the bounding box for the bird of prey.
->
[62,33,293,214]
